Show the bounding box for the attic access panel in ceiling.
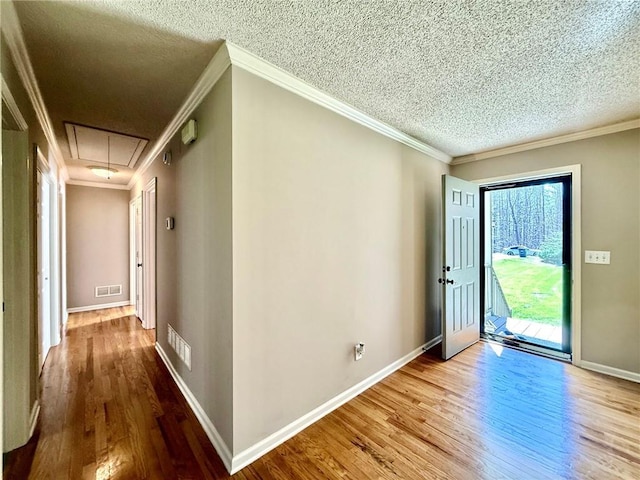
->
[65,122,148,169]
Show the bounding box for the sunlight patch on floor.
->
[488,342,504,357]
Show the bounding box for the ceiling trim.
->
[1,75,28,130]
[129,40,451,189]
[1,1,69,182]
[225,42,452,164]
[452,119,640,165]
[127,43,232,189]
[66,179,129,191]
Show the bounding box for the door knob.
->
[137,263,143,267]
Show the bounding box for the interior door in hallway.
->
[37,170,52,370]
[135,194,144,323]
[441,175,480,360]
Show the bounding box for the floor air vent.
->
[95,284,122,298]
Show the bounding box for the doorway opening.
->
[481,175,572,360]
[129,177,157,334]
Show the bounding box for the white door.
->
[441,175,480,360]
[135,194,144,322]
[37,171,52,369]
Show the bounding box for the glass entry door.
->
[481,176,572,359]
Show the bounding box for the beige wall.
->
[130,137,178,366]
[66,185,129,308]
[231,66,447,452]
[452,129,640,374]
[131,68,234,449]
[132,64,448,457]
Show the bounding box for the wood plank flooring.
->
[4,307,639,479]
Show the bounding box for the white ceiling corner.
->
[128,41,232,188]
[66,179,130,191]
[225,42,452,163]
[131,41,451,189]
[452,119,640,164]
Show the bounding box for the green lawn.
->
[492,256,563,325]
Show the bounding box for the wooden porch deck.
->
[486,315,562,348]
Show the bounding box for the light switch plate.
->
[585,250,610,264]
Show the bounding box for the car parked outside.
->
[502,245,540,257]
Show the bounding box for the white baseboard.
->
[29,400,40,438]
[423,335,443,352]
[67,300,131,313]
[155,343,234,471]
[229,335,441,473]
[579,360,640,383]
[155,336,440,474]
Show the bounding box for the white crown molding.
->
[225,42,452,164]
[127,43,232,189]
[1,1,69,182]
[579,360,640,384]
[66,179,129,190]
[1,75,28,130]
[128,38,453,191]
[155,343,234,472]
[452,119,640,165]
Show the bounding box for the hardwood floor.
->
[4,307,639,479]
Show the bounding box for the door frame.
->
[36,167,51,370]
[129,198,137,318]
[142,178,157,331]
[36,147,61,370]
[132,194,144,322]
[475,165,582,366]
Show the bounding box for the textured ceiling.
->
[12,0,640,183]
[13,0,219,184]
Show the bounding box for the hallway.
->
[5,307,235,479]
[4,307,640,479]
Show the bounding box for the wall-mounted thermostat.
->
[181,119,197,145]
[166,217,175,230]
